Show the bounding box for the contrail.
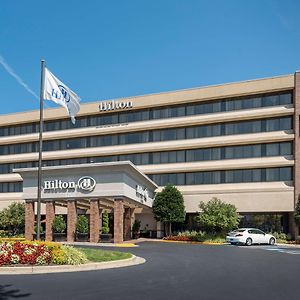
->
[0,54,39,100]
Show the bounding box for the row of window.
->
[0,142,292,174]
[0,167,292,192]
[0,117,293,156]
[0,182,22,193]
[149,167,293,186]
[0,92,292,137]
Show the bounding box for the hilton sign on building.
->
[0,72,299,239]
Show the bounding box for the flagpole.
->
[36,59,45,240]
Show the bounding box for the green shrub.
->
[61,245,88,265]
[52,215,66,233]
[132,220,141,234]
[0,230,8,237]
[286,233,292,241]
[76,215,89,234]
[170,230,226,243]
[197,198,240,234]
[102,211,110,234]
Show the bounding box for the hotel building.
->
[1,72,300,238]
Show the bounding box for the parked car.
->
[226,228,276,246]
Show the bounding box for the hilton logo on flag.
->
[44,68,80,124]
[51,85,71,103]
[43,176,96,193]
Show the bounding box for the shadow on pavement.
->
[0,285,31,299]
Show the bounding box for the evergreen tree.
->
[294,194,300,226]
[152,184,185,236]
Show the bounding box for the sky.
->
[0,0,300,115]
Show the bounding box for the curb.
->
[0,255,146,275]
[158,240,225,245]
[64,242,138,248]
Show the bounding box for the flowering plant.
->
[0,241,51,266]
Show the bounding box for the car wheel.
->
[245,238,252,246]
[269,238,275,245]
[230,242,237,245]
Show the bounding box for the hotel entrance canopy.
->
[15,161,157,208]
[15,161,158,243]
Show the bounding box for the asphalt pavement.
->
[1,242,300,300]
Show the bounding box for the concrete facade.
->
[0,73,299,236]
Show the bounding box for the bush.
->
[76,215,89,234]
[197,198,240,234]
[132,220,141,234]
[163,230,226,243]
[52,215,66,233]
[272,232,287,241]
[61,245,88,265]
[102,211,110,234]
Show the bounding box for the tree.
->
[102,211,110,234]
[197,198,240,234]
[294,194,300,226]
[52,215,67,233]
[0,202,25,235]
[76,215,89,234]
[152,184,185,236]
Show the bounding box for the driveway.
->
[1,242,300,300]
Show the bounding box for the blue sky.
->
[0,0,299,114]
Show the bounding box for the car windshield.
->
[232,229,245,233]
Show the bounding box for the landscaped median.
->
[0,240,144,274]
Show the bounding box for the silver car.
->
[226,228,276,246]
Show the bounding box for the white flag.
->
[43,68,80,124]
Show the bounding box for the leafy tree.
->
[197,198,241,234]
[152,184,185,236]
[76,215,89,234]
[102,211,110,234]
[0,202,25,234]
[294,194,300,226]
[52,215,67,233]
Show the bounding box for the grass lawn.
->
[78,248,132,262]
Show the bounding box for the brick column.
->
[90,199,100,243]
[124,208,135,240]
[67,200,77,242]
[99,208,103,234]
[45,201,55,241]
[25,201,35,240]
[293,71,300,238]
[114,199,124,243]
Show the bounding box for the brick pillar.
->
[293,71,300,239]
[99,208,103,234]
[114,199,124,243]
[25,201,35,240]
[67,200,77,242]
[90,199,100,243]
[45,201,55,241]
[124,208,135,240]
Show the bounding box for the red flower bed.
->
[163,236,193,242]
[0,241,51,266]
